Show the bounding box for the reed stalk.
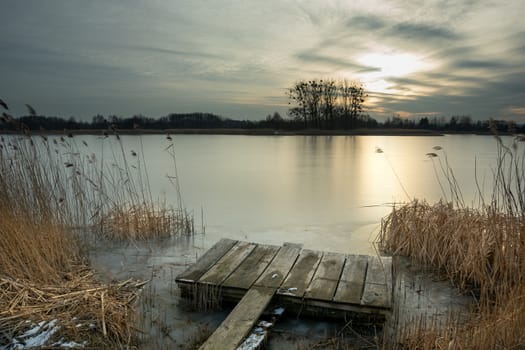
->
[0,100,196,347]
[379,134,525,349]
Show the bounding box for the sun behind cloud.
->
[356,51,434,95]
[359,52,427,77]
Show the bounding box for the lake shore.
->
[4,128,446,136]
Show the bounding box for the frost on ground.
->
[1,320,87,349]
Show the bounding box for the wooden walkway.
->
[176,239,393,349]
[177,239,392,312]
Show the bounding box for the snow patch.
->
[273,307,285,316]
[12,319,59,349]
[2,319,86,349]
[236,320,274,350]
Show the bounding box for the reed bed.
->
[379,200,525,297]
[0,101,196,347]
[0,130,195,241]
[388,284,525,349]
[0,216,80,285]
[379,134,525,349]
[0,273,145,347]
[0,201,145,347]
[99,202,194,240]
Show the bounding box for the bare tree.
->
[321,79,338,128]
[288,79,366,129]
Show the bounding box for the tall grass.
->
[0,101,196,347]
[0,134,144,346]
[0,131,195,240]
[379,133,525,348]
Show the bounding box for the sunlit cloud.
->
[355,50,438,101]
[358,52,429,78]
[502,106,525,122]
[508,107,525,116]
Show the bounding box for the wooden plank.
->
[278,249,323,297]
[223,244,280,289]
[364,256,392,284]
[333,254,368,304]
[361,256,392,308]
[199,241,256,285]
[176,239,238,282]
[305,252,346,301]
[300,298,391,317]
[199,286,275,350]
[254,244,302,288]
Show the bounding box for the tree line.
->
[2,111,521,134]
[382,114,522,133]
[1,97,523,134]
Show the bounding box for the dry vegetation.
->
[0,101,195,347]
[0,139,143,347]
[379,133,525,349]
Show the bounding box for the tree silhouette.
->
[288,79,367,129]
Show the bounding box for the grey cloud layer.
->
[0,0,524,120]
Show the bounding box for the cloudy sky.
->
[1,0,524,122]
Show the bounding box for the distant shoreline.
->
[2,128,448,136]
[3,128,515,137]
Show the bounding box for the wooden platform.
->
[176,239,393,318]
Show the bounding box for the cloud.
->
[390,22,460,41]
[504,106,525,115]
[345,14,461,46]
[295,52,380,73]
[346,15,388,31]
[1,0,524,121]
[126,45,225,60]
[450,59,512,70]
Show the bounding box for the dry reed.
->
[98,202,194,241]
[0,101,195,347]
[0,130,195,241]
[0,203,145,347]
[0,273,145,347]
[379,134,525,349]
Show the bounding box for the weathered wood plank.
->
[199,241,256,285]
[199,286,275,350]
[278,249,323,297]
[333,255,368,304]
[254,244,302,288]
[223,244,280,289]
[176,238,238,282]
[361,256,392,308]
[364,256,392,284]
[305,252,346,301]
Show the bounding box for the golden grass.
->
[379,200,525,297]
[0,273,145,347]
[0,216,80,284]
[392,284,525,349]
[98,202,194,240]
[0,200,145,347]
[379,200,525,348]
[0,131,195,241]
[379,134,525,348]
[0,106,195,346]
[0,188,145,347]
